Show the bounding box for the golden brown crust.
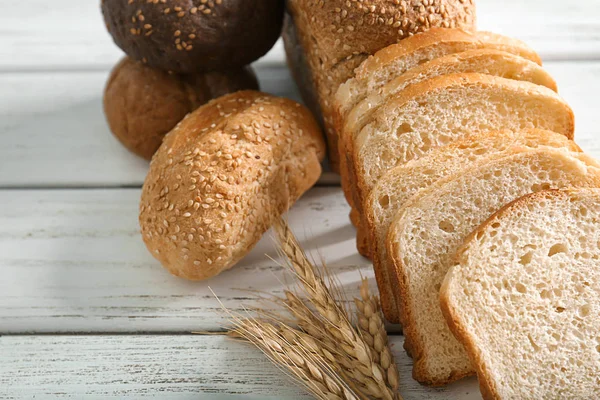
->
[101,0,284,73]
[285,0,477,171]
[139,91,326,280]
[104,57,259,160]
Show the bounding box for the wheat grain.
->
[232,318,359,400]
[273,218,398,400]
[355,279,400,393]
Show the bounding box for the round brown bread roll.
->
[104,57,259,160]
[101,0,284,73]
[140,91,326,280]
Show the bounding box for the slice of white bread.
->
[336,28,542,214]
[353,73,575,215]
[344,49,557,142]
[345,49,557,260]
[441,188,600,399]
[335,29,542,128]
[386,149,600,385]
[366,130,581,324]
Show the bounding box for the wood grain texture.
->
[0,334,481,400]
[0,187,377,334]
[0,62,598,188]
[0,65,339,188]
[0,0,598,72]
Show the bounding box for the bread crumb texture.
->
[443,189,600,399]
[389,149,600,385]
[139,91,325,280]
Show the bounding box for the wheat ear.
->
[232,318,359,400]
[355,279,400,393]
[273,218,396,400]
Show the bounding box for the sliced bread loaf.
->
[386,149,600,385]
[336,29,541,215]
[345,49,557,260]
[352,73,575,216]
[366,129,580,324]
[442,188,600,399]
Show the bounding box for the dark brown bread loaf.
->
[140,91,326,280]
[101,0,284,73]
[104,57,259,160]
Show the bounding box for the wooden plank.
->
[0,64,339,188]
[477,0,600,61]
[0,0,599,71]
[0,334,481,399]
[0,187,377,333]
[0,0,285,71]
[1,62,599,188]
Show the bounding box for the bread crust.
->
[284,0,477,172]
[139,91,325,280]
[101,0,284,73]
[104,57,259,160]
[440,189,600,400]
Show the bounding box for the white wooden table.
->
[1,1,599,398]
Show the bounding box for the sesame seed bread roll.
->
[284,0,476,172]
[365,129,580,324]
[387,149,600,385]
[104,57,259,160]
[441,188,600,399]
[352,73,575,225]
[139,91,326,281]
[101,0,284,73]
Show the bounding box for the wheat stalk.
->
[273,218,398,400]
[231,318,359,400]
[355,279,400,393]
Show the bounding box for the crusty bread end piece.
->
[442,188,600,399]
[387,149,600,385]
